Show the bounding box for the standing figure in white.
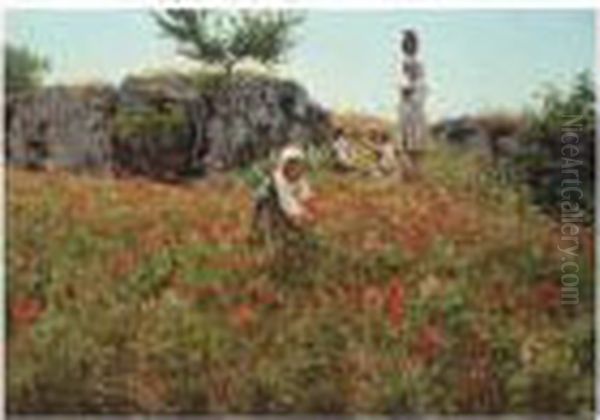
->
[398,29,428,180]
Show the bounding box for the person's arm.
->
[278,186,305,219]
[297,179,313,201]
[286,180,318,225]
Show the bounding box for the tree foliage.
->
[5,43,49,94]
[515,71,595,222]
[153,10,304,75]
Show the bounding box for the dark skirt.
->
[252,182,319,285]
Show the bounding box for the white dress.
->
[398,55,428,152]
[274,171,313,219]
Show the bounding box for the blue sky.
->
[6,9,595,120]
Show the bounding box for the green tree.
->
[5,44,49,94]
[153,10,304,76]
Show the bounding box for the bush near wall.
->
[512,72,595,223]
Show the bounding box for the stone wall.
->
[431,116,523,162]
[6,73,331,179]
[7,85,117,172]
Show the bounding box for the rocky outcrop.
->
[7,85,117,172]
[431,115,525,162]
[6,73,331,179]
[110,75,199,178]
[196,75,330,170]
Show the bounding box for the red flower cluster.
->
[532,281,562,311]
[229,303,256,330]
[413,323,445,363]
[11,297,44,327]
[387,278,405,329]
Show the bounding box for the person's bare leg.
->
[402,150,423,181]
[411,150,426,180]
[397,151,412,181]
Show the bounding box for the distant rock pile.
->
[6,72,331,180]
[431,114,526,162]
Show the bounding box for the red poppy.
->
[414,323,445,362]
[254,290,281,307]
[387,279,405,328]
[110,252,137,278]
[229,303,256,329]
[532,281,561,311]
[11,297,44,326]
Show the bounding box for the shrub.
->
[513,71,595,223]
[5,43,49,94]
[114,106,186,140]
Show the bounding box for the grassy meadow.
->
[7,149,594,414]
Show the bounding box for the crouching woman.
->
[252,145,319,283]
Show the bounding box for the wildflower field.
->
[7,150,594,414]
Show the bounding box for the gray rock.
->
[431,117,493,157]
[7,85,117,172]
[6,73,332,180]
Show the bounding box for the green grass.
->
[6,149,594,414]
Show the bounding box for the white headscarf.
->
[273,145,313,218]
